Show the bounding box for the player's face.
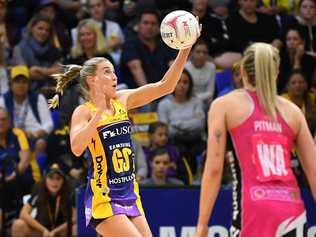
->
[192,44,208,67]
[79,26,96,50]
[174,73,191,99]
[152,126,168,147]
[138,14,159,40]
[287,73,307,97]
[94,60,117,98]
[89,0,105,21]
[151,153,170,178]
[300,0,316,21]
[239,0,257,14]
[46,173,64,195]
[286,30,303,50]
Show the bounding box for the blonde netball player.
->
[196,43,316,237]
[48,44,193,236]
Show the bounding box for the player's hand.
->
[92,81,107,112]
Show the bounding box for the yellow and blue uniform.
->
[83,100,144,228]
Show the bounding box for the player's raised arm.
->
[118,47,191,110]
[118,11,201,110]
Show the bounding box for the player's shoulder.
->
[72,104,92,120]
[210,89,244,109]
[277,96,303,116]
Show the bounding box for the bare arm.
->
[196,98,227,237]
[118,47,191,110]
[70,105,102,156]
[20,203,49,234]
[127,59,148,86]
[295,110,316,201]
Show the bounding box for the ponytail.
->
[48,65,82,109]
[242,43,280,120]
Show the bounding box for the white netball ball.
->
[160,10,199,50]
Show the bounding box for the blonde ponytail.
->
[48,65,82,108]
[242,43,280,120]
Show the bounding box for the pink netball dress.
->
[229,90,306,237]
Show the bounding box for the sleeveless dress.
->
[83,100,144,228]
[229,90,306,237]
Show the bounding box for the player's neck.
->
[91,97,113,111]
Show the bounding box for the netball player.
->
[196,43,316,237]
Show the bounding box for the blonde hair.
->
[48,57,109,108]
[242,43,280,120]
[71,19,108,59]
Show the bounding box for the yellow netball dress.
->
[83,100,144,228]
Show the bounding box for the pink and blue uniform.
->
[229,90,306,237]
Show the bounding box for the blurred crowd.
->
[0,0,315,236]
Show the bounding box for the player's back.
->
[223,89,306,237]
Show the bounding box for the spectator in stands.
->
[71,0,124,65]
[203,0,243,69]
[66,19,114,66]
[185,40,216,109]
[157,69,205,174]
[11,14,62,92]
[226,0,282,53]
[282,69,316,135]
[290,0,316,55]
[37,0,72,56]
[120,9,175,89]
[143,121,182,179]
[279,28,316,92]
[0,106,33,233]
[0,65,54,171]
[191,0,230,57]
[11,163,77,237]
[140,147,184,186]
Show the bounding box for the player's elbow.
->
[159,80,175,95]
[71,143,84,157]
[209,167,223,178]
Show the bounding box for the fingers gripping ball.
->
[160,10,200,50]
